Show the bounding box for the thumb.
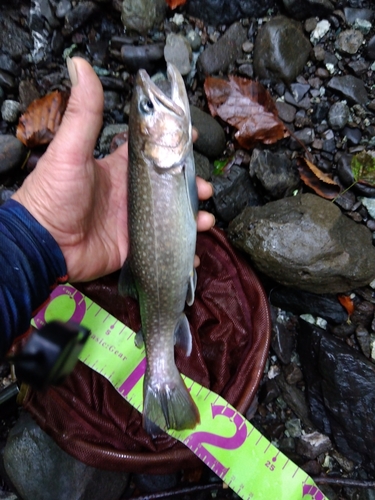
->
[47,57,104,163]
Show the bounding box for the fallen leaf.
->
[16,90,69,148]
[297,157,341,200]
[165,0,187,8]
[338,295,355,317]
[351,151,375,186]
[204,76,287,149]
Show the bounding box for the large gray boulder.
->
[227,193,375,294]
[4,412,129,500]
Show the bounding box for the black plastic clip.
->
[9,321,90,391]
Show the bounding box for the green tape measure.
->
[32,284,327,500]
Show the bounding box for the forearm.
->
[0,200,67,357]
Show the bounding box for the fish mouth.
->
[137,63,187,118]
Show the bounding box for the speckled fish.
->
[119,63,200,434]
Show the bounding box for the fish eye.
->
[140,98,154,114]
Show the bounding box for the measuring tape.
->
[32,284,327,500]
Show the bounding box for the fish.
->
[119,63,200,435]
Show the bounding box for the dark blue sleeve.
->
[0,199,68,357]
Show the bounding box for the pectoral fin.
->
[184,155,199,218]
[135,329,144,349]
[174,313,192,356]
[186,268,197,307]
[118,260,138,299]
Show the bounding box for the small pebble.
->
[1,100,20,123]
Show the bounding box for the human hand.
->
[12,57,214,282]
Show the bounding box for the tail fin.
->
[143,370,200,435]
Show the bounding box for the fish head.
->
[131,63,192,170]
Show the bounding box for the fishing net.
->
[22,228,271,473]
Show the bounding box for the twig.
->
[128,483,221,499]
[313,476,375,489]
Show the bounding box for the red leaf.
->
[297,157,341,200]
[165,0,187,8]
[338,295,355,317]
[204,76,287,149]
[16,90,69,148]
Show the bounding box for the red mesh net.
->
[22,228,271,473]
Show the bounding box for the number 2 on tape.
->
[32,285,328,500]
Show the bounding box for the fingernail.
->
[210,214,216,228]
[67,57,78,86]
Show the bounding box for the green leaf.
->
[213,158,230,176]
[351,151,375,185]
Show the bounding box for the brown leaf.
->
[165,0,187,8]
[297,157,341,200]
[204,76,287,149]
[16,90,69,148]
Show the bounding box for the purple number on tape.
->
[184,404,248,478]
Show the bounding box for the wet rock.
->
[282,0,334,20]
[355,325,371,358]
[1,100,20,123]
[193,151,211,181]
[297,320,375,472]
[328,101,350,130]
[368,35,375,60]
[30,0,60,32]
[120,43,164,73]
[56,0,72,19]
[0,55,21,77]
[0,70,15,91]
[164,34,192,76]
[186,30,201,52]
[335,29,364,55]
[99,123,128,154]
[310,20,331,45]
[259,379,280,404]
[311,101,330,123]
[0,136,27,176]
[343,126,362,146]
[121,0,166,34]
[275,101,296,123]
[63,1,100,35]
[351,300,375,330]
[103,91,121,113]
[4,412,129,500]
[361,197,375,219]
[18,80,40,112]
[270,308,296,365]
[290,83,310,103]
[285,418,302,438]
[187,0,277,26]
[253,16,311,84]
[190,106,226,160]
[344,7,374,25]
[249,149,299,199]
[238,63,254,79]
[212,165,260,222]
[289,127,315,149]
[296,432,332,460]
[197,22,247,77]
[269,287,348,324]
[133,472,178,493]
[0,14,32,60]
[327,75,368,105]
[275,373,315,428]
[227,193,375,294]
